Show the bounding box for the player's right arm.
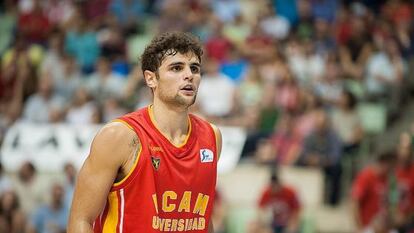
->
[68,122,138,233]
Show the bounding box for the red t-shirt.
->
[18,11,50,44]
[351,166,388,227]
[93,106,218,232]
[396,163,414,215]
[258,185,300,227]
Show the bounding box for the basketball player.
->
[68,32,221,233]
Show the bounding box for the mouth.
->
[180,84,196,95]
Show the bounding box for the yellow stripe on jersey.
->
[103,191,119,233]
[111,119,134,130]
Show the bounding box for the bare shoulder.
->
[89,121,140,166]
[209,123,222,159]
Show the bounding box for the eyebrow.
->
[168,62,201,67]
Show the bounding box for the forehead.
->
[160,52,200,67]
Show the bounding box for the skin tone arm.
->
[209,123,222,233]
[68,122,138,233]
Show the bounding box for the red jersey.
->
[351,166,388,227]
[396,163,414,215]
[93,106,218,233]
[258,185,300,227]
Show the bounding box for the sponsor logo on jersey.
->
[199,149,214,163]
[151,156,161,170]
[150,146,163,152]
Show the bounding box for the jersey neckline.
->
[145,105,194,150]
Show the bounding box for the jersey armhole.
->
[111,119,143,190]
[209,123,221,161]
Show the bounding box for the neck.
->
[151,100,190,146]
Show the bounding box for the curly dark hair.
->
[140,31,203,75]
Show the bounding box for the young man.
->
[68,32,222,233]
[351,152,396,231]
[257,170,301,233]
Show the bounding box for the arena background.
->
[1,0,414,232]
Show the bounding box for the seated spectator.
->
[365,38,404,116]
[331,90,363,155]
[256,169,301,233]
[197,58,236,121]
[0,190,27,233]
[17,0,51,45]
[12,162,46,216]
[65,14,100,74]
[274,71,301,113]
[65,87,99,125]
[255,114,302,165]
[86,57,126,104]
[313,57,344,107]
[352,152,396,231]
[235,65,264,112]
[28,183,68,233]
[298,110,343,205]
[22,74,65,123]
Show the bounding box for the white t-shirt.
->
[197,73,235,117]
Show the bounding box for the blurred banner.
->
[1,123,246,173]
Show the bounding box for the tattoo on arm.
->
[130,135,140,162]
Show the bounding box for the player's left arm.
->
[209,123,222,233]
[210,123,222,160]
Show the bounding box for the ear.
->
[144,70,157,89]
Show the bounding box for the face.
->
[145,52,201,108]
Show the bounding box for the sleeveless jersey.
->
[93,106,218,233]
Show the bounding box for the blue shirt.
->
[32,204,69,233]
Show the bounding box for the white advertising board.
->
[1,123,246,174]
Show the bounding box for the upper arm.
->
[68,122,138,231]
[210,123,222,160]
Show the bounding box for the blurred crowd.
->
[0,0,414,232]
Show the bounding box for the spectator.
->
[352,152,396,231]
[331,91,363,155]
[339,15,373,80]
[0,0,16,56]
[298,110,343,205]
[256,169,301,233]
[53,55,82,103]
[28,183,68,233]
[255,114,302,165]
[197,58,236,121]
[86,57,126,104]
[17,0,51,45]
[365,38,405,115]
[109,0,145,30]
[12,162,46,216]
[65,14,100,74]
[65,87,99,125]
[394,132,414,232]
[258,2,290,41]
[286,38,325,88]
[312,56,344,107]
[22,74,65,123]
[0,190,27,233]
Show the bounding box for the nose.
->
[183,66,193,81]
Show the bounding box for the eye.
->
[190,66,200,74]
[171,65,183,72]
